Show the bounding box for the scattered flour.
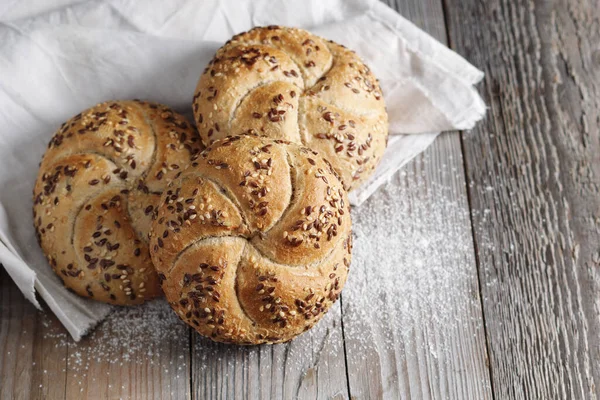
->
[344,167,483,364]
[41,299,189,392]
[39,162,485,390]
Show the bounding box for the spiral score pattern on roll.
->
[150,135,352,344]
[193,26,388,191]
[33,100,203,304]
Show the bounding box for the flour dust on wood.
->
[343,161,488,396]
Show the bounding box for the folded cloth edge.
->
[0,241,41,308]
[369,0,484,85]
[35,274,112,341]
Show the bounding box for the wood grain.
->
[0,270,67,400]
[64,302,191,400]
[191,302,349,399]
[444,0,600,398]
[342,137,493,400]
[338,1,493,399]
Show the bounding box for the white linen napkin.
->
[0,0,485,340]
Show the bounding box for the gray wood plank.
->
[191,303,348,400]
[64,300,191,399]
[444,0,600,398]
[0,270,67,400]
[343,138,493,400]
[339,1,492,399]
[0,273,192,400]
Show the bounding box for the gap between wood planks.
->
[439,0,498,398]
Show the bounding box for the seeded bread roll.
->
[33,100,203,305]
[192,25,388,191]
[149,135,352,344]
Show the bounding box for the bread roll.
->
[33,100,203,305]
[192,25,388,191]
[149,135,352,344]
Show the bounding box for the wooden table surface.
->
[2,0,600,398]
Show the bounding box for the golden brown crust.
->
[33,100,203,305]
[150,135,352,344]
[193,25,388,190]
